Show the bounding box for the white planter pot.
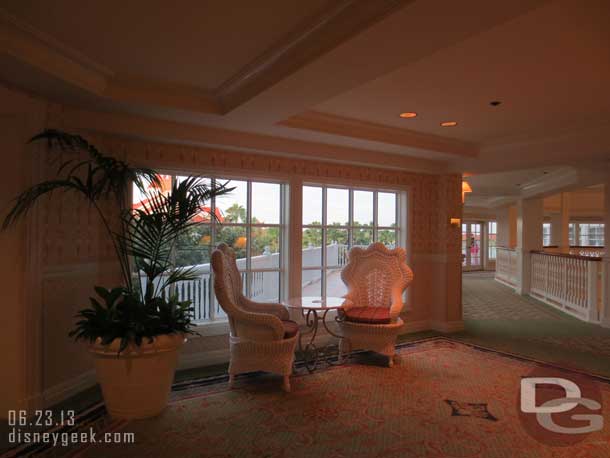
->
[90,333,185,419]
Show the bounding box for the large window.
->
[301,185,403,298]
[542,223,551,246]
[577,223,604,246]
[488,221,497,260]
[133,175,286,323]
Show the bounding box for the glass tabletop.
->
[283,296,346,310]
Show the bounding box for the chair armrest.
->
[340,292,356,310]
[240,297,289,320]
[233,309,286,341]
[389,289,405,320]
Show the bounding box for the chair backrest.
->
[211,243,244,321]
[341,242,413,309]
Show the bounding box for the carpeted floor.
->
[452,272,610,378]
[68,339,610,458]
[4,273,610,457]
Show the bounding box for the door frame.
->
[462,221,485,271]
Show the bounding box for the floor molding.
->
[429,320,465,333]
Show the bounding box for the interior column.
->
[602,182,610,327]
[515,197,544,295]
[559,192,571,253]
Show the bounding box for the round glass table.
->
[283,296,348,372]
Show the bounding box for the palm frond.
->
[2,179,85,229]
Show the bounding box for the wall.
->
[0,86,46,416]
[1,84,463,409]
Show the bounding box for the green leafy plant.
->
[2,130,233,352]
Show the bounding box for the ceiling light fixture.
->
[399,112,417,119]
[440,121,458,127]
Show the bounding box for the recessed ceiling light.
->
[440,121,458,127]
[399,112,417,119]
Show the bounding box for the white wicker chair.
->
[338,242,414,367]
[211,243,298,391]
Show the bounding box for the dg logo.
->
[518,365,605,446]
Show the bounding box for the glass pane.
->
[378,192,396,227]
[469,224,481,267]
[216,179,247,223]
[302,270,322,297]
[462,224,468,266]
[175,224,212,267]
[354,190,374,227]
[188,269,213,323]
[353,228,373,247]
[216,225,247,268]
[132,174,172,210]
[377,229,397,248]
[250,226,280,268]
[249,271,279,302]
[326,229,348,267]
[326,268,347,298]
[251,182,280,224]
[302,228,322,267]
[327,188,349,226]
[303,186,322,225]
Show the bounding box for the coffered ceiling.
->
[1,0,609,180]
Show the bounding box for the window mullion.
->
[373,190,378,242]
[321,186,328,299]
[246,181,252,297]
[210,177,217,321]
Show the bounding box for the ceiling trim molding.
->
[279,110,479,158]
[0,8,222,114]
[1,1,413,116]
[215,0,413,112]
[49,105,447,174]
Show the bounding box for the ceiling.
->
[1,0,609,186]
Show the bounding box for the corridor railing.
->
[529,251,602,322]
[495,247,517,287]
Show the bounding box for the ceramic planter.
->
[90,333,185,419]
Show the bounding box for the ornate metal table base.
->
[297,308,348,373]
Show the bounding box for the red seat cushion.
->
[342,307,391,325]
[282,320,299,338]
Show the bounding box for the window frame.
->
[133,173,289,325]
[301,183,405,299]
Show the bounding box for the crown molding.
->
[51,105,448,174]
[1,1,412,116]
[279,110,479,158]
[215,0,412,112]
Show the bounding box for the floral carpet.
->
[70,338,610,458]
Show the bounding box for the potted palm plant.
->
[2,130,231,419]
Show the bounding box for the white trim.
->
[190,320,230,337]
[429,320,465,333]
[42,370,97,408]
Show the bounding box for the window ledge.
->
[190,320,230,338]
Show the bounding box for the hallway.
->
[452,272,610,377]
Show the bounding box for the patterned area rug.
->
[65,338,610,458]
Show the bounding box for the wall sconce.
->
[461,181,472,203]
[450,218,461,227]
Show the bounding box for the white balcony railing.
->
[529,251,602,323]
[140,243,351,323]
[495,247,517,287]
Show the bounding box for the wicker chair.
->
[338,242,414,367]
[211,243,298,391]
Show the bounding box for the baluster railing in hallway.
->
[495,247,517,287]
[529,251,602,322]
